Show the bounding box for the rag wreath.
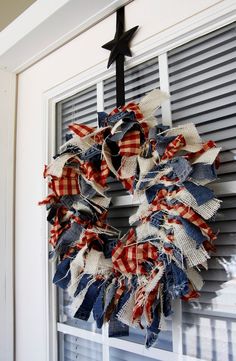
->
[39,89,221,348]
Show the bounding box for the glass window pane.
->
[59,333,103,361]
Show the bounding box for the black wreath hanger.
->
[102,6,138,108]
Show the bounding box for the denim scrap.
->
[107,110,131,125]
[74,274,92,297]
[98,112,108,128]
[165,262,189,298]
[74,278,103,321]
[191,163,217,182]
[60,195,81,209]
[55,222,83,255]
[150,211,164,228]
[116,289,132,314]
[53,258,71,289]
[101,235,118,258]
[146,184,177,204]
[93,278,112,328]
[178,216,206,247]
[183,180,215,206]
[145,304,161,348]
[79,176,97,198]
[170,157,192,183]
[110,120,137,142]
[156,135,176,157]
[138,163,166,191]
[80,144,102,162]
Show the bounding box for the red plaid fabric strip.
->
[100,158,110,186]
[80,230,103,249]
[175,202,216,240]
[161,134,186,161]
[51,167,80,196]
[69,123,95,137]
[119,130,140,156]
[38,193,58,206]
[120,177,134,192]
[49,207,70,247]
[132,285,145,323]
[110,102,143,121]
[151,198,215,240]
[80,161,106,188]
[112,228,159,275]
[184,140,216,160]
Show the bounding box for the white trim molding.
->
[0,0,236,74]
[0,69,16,361]
[0,0,133,73]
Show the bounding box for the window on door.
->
[55,21,236,361]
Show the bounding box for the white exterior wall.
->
[15,1,223,360]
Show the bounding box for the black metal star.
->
[102,6,139,107]
[102,23,139,68]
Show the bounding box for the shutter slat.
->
[169,23,236,361]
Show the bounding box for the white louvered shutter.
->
[168,22,236,361]
[55,22,236,361]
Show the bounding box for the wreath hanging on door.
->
[39,89,221,348]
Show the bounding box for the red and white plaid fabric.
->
[184,140,216,160]
[38,193,58,206]
[69,123,105,144]
[112,228,159,275]
[50,167,80,196]
[118,130,140,156]
[100,158,110,186]
[119,176,134,192]
[80,161,106,188]
[69,123,95,137]
[161,134,186,161]
[49,207,70,247]
[151,197,216,241]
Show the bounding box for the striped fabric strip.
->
[161,134,186,161]
[119,130,140,156]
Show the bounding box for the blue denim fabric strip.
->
[55,222,83,254]
[170,157,192,183]
[179,216,206,247]
[93,279,111,328]
[165,262,189,298]
[74,279,103,321]
[97,112,108,127]
[145,304,160,348]
[110,121,136,141]
[191,163,217,181]
[104,283,117,312]
[138,164,165,191]
[101,235,118,258]
[107,110,131,125]
[150,211,164,228]
[53,258,71,289]
[116,290,132,314]
[74,274,92,297]
[61,195,81,209]
[184,180,215,206]
[65,133,73,142]
[80,144,102,161]
[156,135,176,156]
[79,176,97,198]
[162,280,173,317]
[146,184,176,204]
